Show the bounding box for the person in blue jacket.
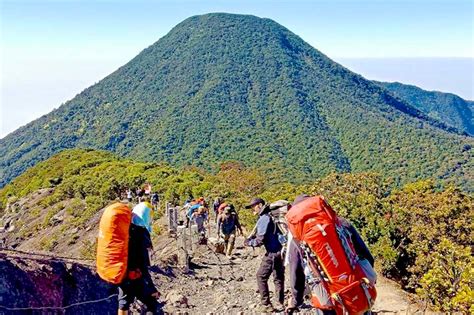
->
[244,197,285,313]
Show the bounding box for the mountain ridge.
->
[376,81,474,135]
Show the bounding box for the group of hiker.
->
[125,186,160,210]
[97,192,377,314]
[181,197,244,258]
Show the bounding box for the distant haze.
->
[336,57,474,101]
[1,59,125,139]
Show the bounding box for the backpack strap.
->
[360,279,375,309]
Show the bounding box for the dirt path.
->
[150,217,424,314]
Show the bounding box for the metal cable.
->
[0,293,118,312]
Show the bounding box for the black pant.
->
[288,250,306,308]
[118,275,158,313]
[257,251,285,305]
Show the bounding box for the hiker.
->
[186,198,205,227]
[144,183,152,196]
[244,198,285,312]
[285,195,376,315]
[118,202,160,315]
[186,200,199,227]
[217,202,228,215]
[181,199,192,225]
[136,187,145,203]
[197,197,207,208]
[192,206,209,234]
[126,188,133,202]
[213,197,222,222]
[217,204,243,257]
[151,192,159,211]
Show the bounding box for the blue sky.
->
[1,0,473,138]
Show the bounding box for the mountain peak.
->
[0,14,472,189]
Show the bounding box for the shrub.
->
[417,238,473,313]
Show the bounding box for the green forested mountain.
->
[376,81,474,136]
[0,13,472,189]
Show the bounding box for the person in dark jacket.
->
[285,194,375,315]
[244,198,285,312]
[118,203,160,315]
[151,192,160,211]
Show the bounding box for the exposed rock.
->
[0,255,115,314]
[69,227,79,234]
[166,290,188,307]
[51,213,64,224]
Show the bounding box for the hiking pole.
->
[247,224,258,255]
[207,218,211,238]
[247,224,257,239]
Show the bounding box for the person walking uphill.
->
[118,202,160,315]
[217,204,243,257]
[244,198,285,313]
[285,195,377,315]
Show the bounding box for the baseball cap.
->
[245,197,265,209]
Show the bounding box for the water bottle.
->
[278,233,287,245]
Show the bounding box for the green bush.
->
[417,238,473,313]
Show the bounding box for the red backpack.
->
[286,196,377,315]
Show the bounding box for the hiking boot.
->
[257,303,274,313]
[285,306,299,314]
[274,302,285,312]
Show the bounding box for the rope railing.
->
[0,293,118,313]
[0,247,94,264]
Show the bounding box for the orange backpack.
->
[96,202,132,284]
[286,196,377,315]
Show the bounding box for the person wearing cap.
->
[244,197,285,312]
[217,204,243,257]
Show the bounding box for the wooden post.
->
[177,225,189,272]
[168,207,175,234]
[190,224,198,252]
[172,206,178,231]
[167,206,178,234]
[169,207,178,234]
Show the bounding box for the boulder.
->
[166,290,188,307]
